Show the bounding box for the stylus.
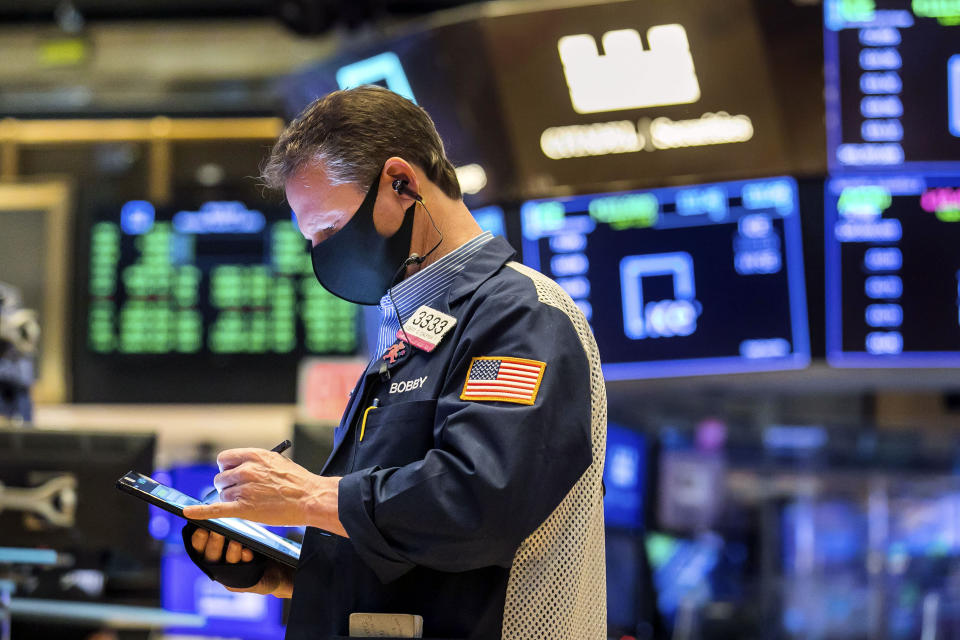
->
[270,439,292,455]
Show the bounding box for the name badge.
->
[398,305,457,352]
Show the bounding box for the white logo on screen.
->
[620,252,701,340]
[557,24,701,114]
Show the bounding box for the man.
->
[182,85,607,640]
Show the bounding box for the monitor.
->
[645,531,722,623]
[887,485,960,559]
[777,490,960,639]
[0,428,155,557]
[471,205,507,239]
[778,499,869,639]
[483,0,791,193]
[780,500,867,575]
[656,449,726,533]
[603,424,647,529]
[824,0,960,171]
[521,176,810,379]
[73,199,361,402]
[826,173,960,366]
[645,530,753,633]
[883,484,960,637]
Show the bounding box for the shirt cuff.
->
[338,469,416,584]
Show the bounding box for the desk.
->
[10,599,205,629]
[0,546,60,640]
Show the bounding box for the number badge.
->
[398,305,458,353]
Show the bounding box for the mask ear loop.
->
[413,198,443,266]
[386,198,443,347]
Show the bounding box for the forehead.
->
[285,163,366,236]
[285,164,335,206]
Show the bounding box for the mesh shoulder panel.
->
[500,261,607,640]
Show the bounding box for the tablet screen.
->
[123,472,301,563]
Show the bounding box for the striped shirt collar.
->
[373,231,493,356]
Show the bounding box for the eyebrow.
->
[299,209,348,237]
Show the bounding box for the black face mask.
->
[310,173,416,305]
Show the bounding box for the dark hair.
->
[261,85,461,200]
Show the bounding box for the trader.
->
[182,85,607,640]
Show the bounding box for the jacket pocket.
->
[355,399,437,470]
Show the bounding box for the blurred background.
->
[1,0,959,638]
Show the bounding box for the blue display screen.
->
[152,465,288,639]
[162,551,287,640]
[521,177,809,379]
[888,491,960,557]
[471,205,507,238]
[781,500,867,574]
[645,532,735,622]
[603,424,646,529]
[824,0,960,171]
[779,491,960,639]
[826,173,960,366]
[779,500,869,638]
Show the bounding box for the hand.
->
[181,447,347,536]
[189,528,294,598]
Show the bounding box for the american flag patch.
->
[460,356,547,405]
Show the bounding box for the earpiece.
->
[392,176,439,271]
[403,253,426,267]
[392,178,423,203]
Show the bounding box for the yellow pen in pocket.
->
[359,398,380,442]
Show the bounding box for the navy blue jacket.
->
[286,237,605,640]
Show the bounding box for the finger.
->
[225,540,242,564]
[216,448,264,472]
[191,528,209,553]
[204,531,226,563]
[241,548,254,562]
[220,484,243,503]
[183,501,245,520]
[214,462,253,492]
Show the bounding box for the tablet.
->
[117,470,301,568]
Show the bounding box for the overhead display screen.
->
[826,173,960,366]
[483,0,790,194]
[74,200,359,403]
[521,177,810,379]
[824,0,960,171]
[282,21,515,207]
